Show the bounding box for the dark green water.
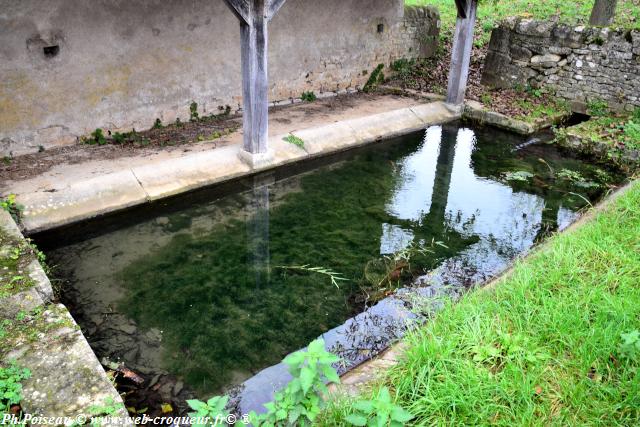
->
[44,123,622,398]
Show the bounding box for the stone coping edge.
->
[16,101,460,234]
[463,100,570,135]
[0,209,129,426]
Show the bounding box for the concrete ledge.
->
[0,210,128,425]
[132,145,251,201]
[463,100,569,135]
[15,101,458,233]
[20,170,149,233]
[291,122,361,156]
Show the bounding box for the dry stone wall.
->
[482,17,640,113]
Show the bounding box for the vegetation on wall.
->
[406,0,640,45]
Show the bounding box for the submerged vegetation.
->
[321,181,640,425]
[49,125,623,397]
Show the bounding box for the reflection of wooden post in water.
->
[537,199,561,240]
[247,173,274,286]
[424,126,458,233]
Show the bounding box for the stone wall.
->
[0,0,439,156]
[482,17,640,113]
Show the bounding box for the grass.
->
[555,108,640,172]
[321,180,640,425]
[406,0,640,44]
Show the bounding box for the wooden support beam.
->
[446,0,477,105]
[267,0,287,21]
[454,0,468,19]
[223,0,287,160]
[222,0,250,24]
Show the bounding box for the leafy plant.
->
[112,132,127,144]
[153,118,164,129]
[186,339,341,427]
[1,194,24,223]
[345,387,413,427]
[0,361,31,413]
[587,98,609,117]
[526,85,543,99]
[84,128,107,145]
[190,102,200,122]
[618,330,640,362]
[187,396,231,427]
[283,134,305,148]
[250,338,340,426]
[301,91,317,102]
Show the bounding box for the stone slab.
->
[132,145,250,201]
[0,210,128,425]
[5,305,130,427]
[290,122,361,156]
[410,101,462,123]
[18,170,148,233]
[344,108,427,143]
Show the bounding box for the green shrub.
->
[84,128,107,145]
[301,91,317,102]
[345,387,414,427]
[188,338,340,427]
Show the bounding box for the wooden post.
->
[589,0,618,26]
[223,0,287,164]
[446,0,478,105]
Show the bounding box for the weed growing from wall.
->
[301,91,317,102]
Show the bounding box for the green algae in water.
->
[44,123,623,396]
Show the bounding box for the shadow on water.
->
[38,122,625,415]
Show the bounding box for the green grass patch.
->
[514,96,571,123]
[406,0,640,45]
[322,181,640,425]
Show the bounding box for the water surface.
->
[43,123,620,402]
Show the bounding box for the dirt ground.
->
[387,39,563,119]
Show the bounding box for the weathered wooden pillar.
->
[223,0,287,166]
[446,0,478,105]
